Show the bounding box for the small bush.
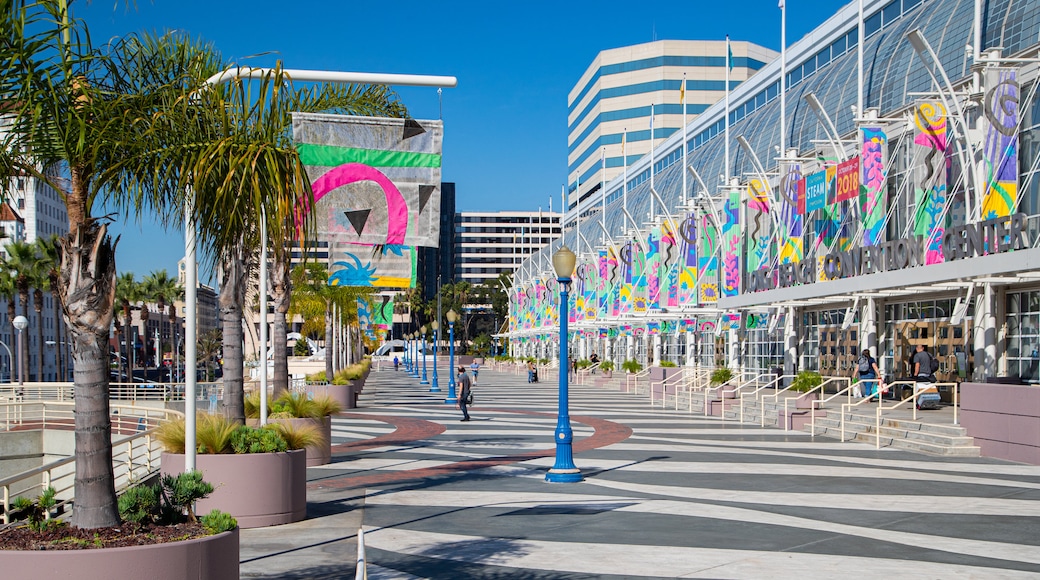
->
[10,487,59,532]
[293,340,311,356]
[306,371,327,383]
[155,417,187,454]
[310,395,342,417]
[195,413,237,454]
[271,391,319,418]
[574,359,592,369]
[621,360,643,373]
[269,421,324,450]
[230,425,288,454]
[710,367,734,386]
[162,471,214,522]
[791,370,823,393]
[599,361,615,371]
[118,483,160,525]
[200,509,238,534]
[659,360,678,368]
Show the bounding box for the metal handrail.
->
[721,372,777,422]
[0,382,224,403]
[0,401,182,524]
[740,374,796,425]
[576,362,601,385]
[808,380,855,439]
[648,368,689,408]
[675,368,711,411]
[626,367,653,394]
[838,380,959,448]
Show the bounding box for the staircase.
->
[807,411,980,456]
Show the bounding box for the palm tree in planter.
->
[710,366,737,399]
[599,361,615,378]
[244,390,342,466]
[3,1,230,527]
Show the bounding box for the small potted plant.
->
[790,370,824,409]
[710,366,737,399]
[599,361,615,378]
[621,359,643,374]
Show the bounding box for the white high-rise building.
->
[454,211,561,285]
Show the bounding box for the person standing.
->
[470,360,480,384]
[457,366,473,421]
[393,355,399,371]
[856,349,882,398]
[913,344,934,382]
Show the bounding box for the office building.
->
[454,210,561,285]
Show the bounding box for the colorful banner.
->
[677,212,699,305]
[632,239,648,313]
[329,242,416,288]
[836,156,860,203]
[697,211,719,303]
[913,101,948,265]
[805,170,827,213]
[294,113,443,248]
[745,178,771,273]
[778,164,803,263]
[660,220,680,308]
[861,127,888,247]
[722,189,741,297]
[981,68,1019,219]
[646,226,660,310]
[371,295,393,329]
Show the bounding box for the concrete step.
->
[807,421,980,456]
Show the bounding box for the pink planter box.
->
[162,449,306,528]
[0,528,238,580]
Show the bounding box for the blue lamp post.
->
[546,245,582,483]
[420,325,429,385]
[445,309,458,404]
[411,332,420,378]
[403,333,411,372]
[430,321,441,392]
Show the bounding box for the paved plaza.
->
[240,367,1040,578]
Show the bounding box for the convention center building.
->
[507,0,1040,385]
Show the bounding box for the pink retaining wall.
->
[960,382,1040,465]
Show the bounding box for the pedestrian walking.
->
[393,356,399,371]
[470,361,480,384]
[456,366,472,421]
[855,349,882,398]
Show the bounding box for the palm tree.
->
[36,236,65,381]
[291,263,369,381]
[196,328,222,381]
[3,4,229,527]
[114,272,139,382]
[2,240,40,380]
[143,270,180,369]
[0,269,17,381]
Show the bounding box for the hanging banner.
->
[646,226,660,310]
[619,242,634,315]
[329,242,416,288]
[371,295,393,329]
[835,156,860,203]
[698,210,719,303]
[294,113,443,247]
[745,178,771,273]
[677,212,699,305]
[722,189,741,297]
[778,164,803,263]
[861,127,888,247]
[660,220,680,308]
[913,101,948,265]
[981,68,1019,219]
[805,170,827,213]
[608,246,621,318]
[632,238,649,313]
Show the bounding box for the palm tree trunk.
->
[324,303,334,381]
[34,290,44,381]
[220,242,248,425]
[54,291,65,381]
[270,256,291,398]
[59,219,118,528]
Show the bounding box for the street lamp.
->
[410,332,420,378]
[419,325,429,385]
[445,309,458,404]
[546,245,582,483]
[430,321,440,392]
[13,315,27,385]
[404,333,412,372]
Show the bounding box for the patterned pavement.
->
[241,366,1040,579]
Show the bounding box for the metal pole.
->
[259,211,269,426]
[431,326,440,392]
[420,330,429,385]
[546,276,582,483]
[446,321,457,403]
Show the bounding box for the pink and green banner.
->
[913,101,948,265]
[981,68,1019,219]
[861,127,888,247]
[722,189,741,297]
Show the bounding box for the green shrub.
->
[621,359,643,373]
[10,487,59,532]
[230,425,288,454]
[790,370,823,393]
[269,421,324,450]
[310,395,342,417]
[710,367,734,386]
[599,361,615,371]
[162,471,214,523]
[118,483,160,525]
[271,391,319,419]
[306,371,327,382]
[659,360,678,368]
[200,509,238,534]
[574,359,592,369]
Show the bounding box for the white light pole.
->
[0,339,13,383]
[181,67,457,473]
[13,315,28,385]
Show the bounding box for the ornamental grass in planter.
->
[710,367,738,399]
[158,414,319,528]
[0,475,239,580]
[244,392,340,465]
[790,371,824,409]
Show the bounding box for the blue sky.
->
[78,0,839,280]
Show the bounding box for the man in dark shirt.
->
[912,345,933,381]
[457,366,472,422]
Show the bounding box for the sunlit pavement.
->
[239,366,1040,579]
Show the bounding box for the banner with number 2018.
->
[835,156,860,203]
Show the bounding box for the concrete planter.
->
[248,416,331,466]
[162,449,306,529]
[0,527,239,580]
[795,392,819,410]
[304,383,355,409]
